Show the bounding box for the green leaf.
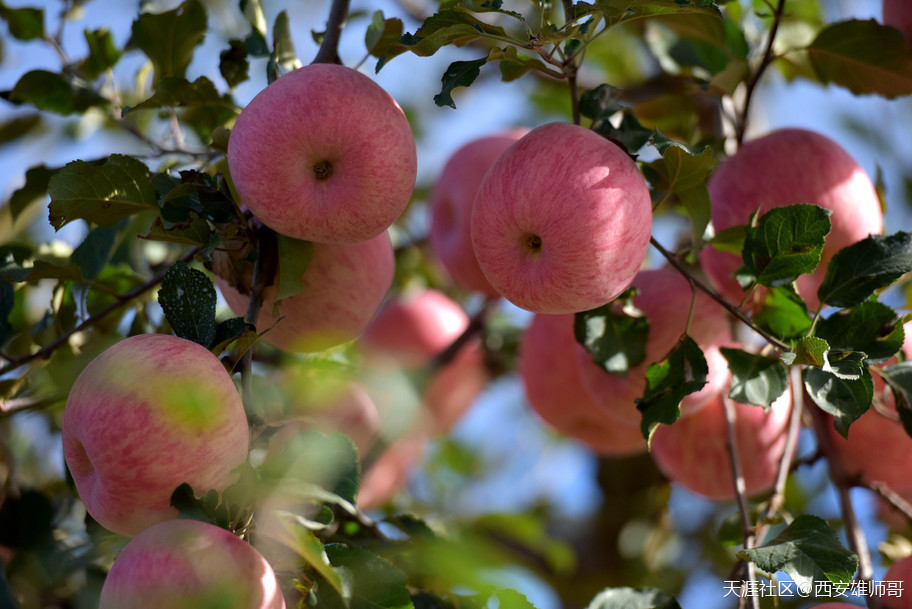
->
[70,224,120,281]
[587,587,681,609]
[9,164,55,221]
[47,154,157,230]
[807,19,912,99]
[720,347,788,407]
[0,114,41,147]
[4,70,107,115]
[574,296,649,375]
[740,514,858,591]
[433,55,488,108]
[0,3,43,40]
[580,86,653,152]
[130,0,207,86]
[269,518,346,597]
[210,317,254,356]
[636,335,708,442]
[791,336,829,367]
[741,204,832,288]
[380,9,508,66]
[272,10,301,73]
[815,301,905,365]
[127,76,236,114]
[157,261,217,347]
[495,590,538,609]
[366,11,404,58]
[259,431,360,506]
[219,39,249,89]
[708,224,746,256]
[274,235,313,306]
[817,232,912,308]
[140,213,212,248]
[490,45,548,82]
[80,27,121,80]
[753,287,812,341]
[644,135,718,193]
[878,362,912,438]
[804,366,873,437]
[323,544,412,609]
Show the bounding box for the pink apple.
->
[883,554,912,609]
[227,63,417,244]
[471,122,653,314]
[99,519,285,609]
[217,232,395,353]
[700,128,883,311]
[359,288,488,433]
[649,390,791,500]
[62,334,250,537]
[576,267,733,426]
[884,0,912,46]
[519,312,647,457]
[357,433,427,510]
[428,129,528,296]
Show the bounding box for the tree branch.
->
[735,0,786,145]
[313,0,350,65]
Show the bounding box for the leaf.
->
[817,232,912,308]
[720,347,788,407]
[0,114,41,147]
[490,45,548,82]
[274,235,313,305]
[210,317,255,357]
[323,544,412,609]
[259,431,361,506]
[753,287,812,341]
[741,204,832,288]
[130,0,207,86]
[127,76,236,114]
[740,514,858,591]
[4,70,107,115]
[272,10,301,73]
[379,9,508,67]
[494,590,539,609]
[9,164,55,220]
[636,335,708,442]
[815,301,905,365]
[587,587,681,609]
[365,11,404,58]
[140,213,212,248]
[0,3,43,40]
[807,19,912,99]
[157,261,217,348]
[574,297,649,375]
[269,518,346,597]
[219,39,249,88]
[791,336,829,368]
[47,154,157,230]
[434,55,488,108]
[70,224,120,281]
[80,27,121,80]
[644,134,718,193]
[804,366,873,438]
[879,362,912,438]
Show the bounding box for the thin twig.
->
[428,298,496,371]
[764,365,805,521]
[867,481,912,522]
[735,0,787,145]
[313,0,350,65]
[241,228,270,411]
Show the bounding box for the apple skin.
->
[700,128,882,311]
[98,519,285,609]
[884,0,912,46]
[357,433,427,510]
[576,267,733,426]
[227,64,417,244]
[217,232,395,353]
[883,555,912,609]
[62,334,250,537]
[428,129,528,296]
[649,390,791,500]
[359,289,488,433]
[519,312,648,457]
[471,122,653,314]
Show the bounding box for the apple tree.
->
[2,0,912,608]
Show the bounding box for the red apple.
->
[884,0,912,46]
[428,129,528,296]
[700,128,883,311]
[99,519,285,609]
[471,122,652,314]
[62,334,250,537]
[357,433,427,510]
[649,390,791,500]
[883,554,912,609]
[576,267,733,426]
[359,288,487,433]
[227,64,417,244]
[519,312,648,457]
[217,232,395,353]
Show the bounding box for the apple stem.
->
[735,0,786,146]
[313,0,350,65]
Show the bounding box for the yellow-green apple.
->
[62,334,249,537]
[649,390,791,500]
[577,267,733,427]
[884,0,912,46]
[428,129,528,296]
[519,312,647,456]
[883,555,912,609]
[98,519,285,609]
[471,122,652,314]
[216,232,394,353]
[227,64,417,244]
[359,288,487,433]
[700,128,882,311]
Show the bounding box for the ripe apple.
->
[884,0,912,46]
[227,63,417,244]
[358,433,427,510]
[471,122,653,314]
[216,232,395,353]
[62,334,250,537]
[359,288,488,433]
[519,312,647,457]
[428,129,528,296]
[649,390,791,500]
[883,554,912,609]
[700,128,883,311]
[576,266,733,426]
[98,519,285,609]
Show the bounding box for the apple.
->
[883,554,912,609]
[884,0,912,46]
[471,122,653,314]
[227,63,417,244]
[98,519,285,609]
[359,288,488,433]
[62,334,250,537]
[357,433,427,510]
[576,266,733,426]
[216,232,395,353]
[519,312,647,457]
[428,129,528,296]
[700,128,883,311]
[649,390,791,500]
